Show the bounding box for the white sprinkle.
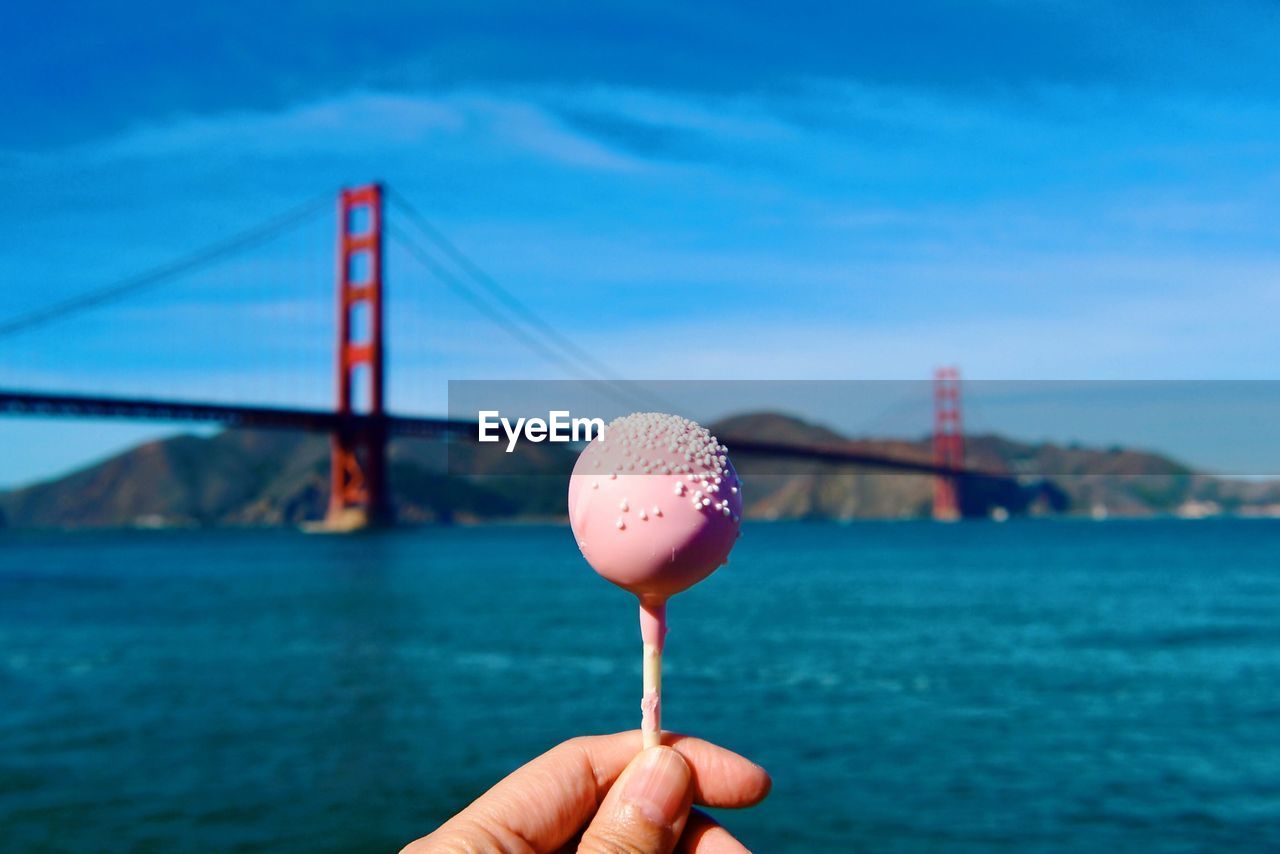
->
[674,482,685,495]
[639,509,648,520]
[702,497,711,506]
[616,518,625,530]
[722,505,731,516]
[620,499,629,511]
[652,506,662,517]
[591,481,599,490]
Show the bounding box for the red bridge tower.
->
[932,366,964,521]
[326,183,389,529]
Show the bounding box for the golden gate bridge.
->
[0,183,989,527]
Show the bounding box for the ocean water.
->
[1,520,1278,852]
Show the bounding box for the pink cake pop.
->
[568,412,742,748]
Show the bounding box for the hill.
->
[2,413,1278,528]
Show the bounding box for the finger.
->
[579,746,693,854]
[678,809,752,854]
[661,734,771,809]
[572,731,771,809]
[405,731,769,853]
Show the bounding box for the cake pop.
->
[568,412,742,748]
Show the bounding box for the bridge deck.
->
[0,389,995,478]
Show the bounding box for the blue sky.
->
[3,1,1280,486]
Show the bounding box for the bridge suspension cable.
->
[0,194,331,340]
[387,194,672,412]
[388,191,641,389]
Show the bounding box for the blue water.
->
[2,520,1279,852]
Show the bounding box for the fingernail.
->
[621,747,689,826]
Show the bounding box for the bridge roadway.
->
[0,389,999,478]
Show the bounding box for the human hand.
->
[402,731,771,853]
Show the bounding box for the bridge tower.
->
[932,366,964,521]
[327,183,389,529]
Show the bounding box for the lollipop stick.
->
[639,599,667,749]
[641,640,662,748]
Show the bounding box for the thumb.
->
[579,746,693,853]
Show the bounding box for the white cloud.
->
[30,89,651,175]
